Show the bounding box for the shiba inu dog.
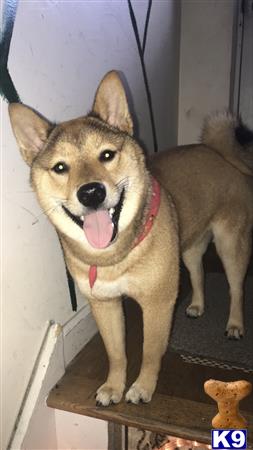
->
[9,71,179,406]
[152,113,253,340]
[9,71,253,405]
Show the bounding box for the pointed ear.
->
[9,103,53,166]
[93,71,133,135]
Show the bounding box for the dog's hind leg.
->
[213,221,252,339]
[183,232,211,317]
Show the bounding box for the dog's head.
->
[9,72,149,253]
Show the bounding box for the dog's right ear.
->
[9,103,53,166]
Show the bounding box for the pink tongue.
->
[83,210,114,249]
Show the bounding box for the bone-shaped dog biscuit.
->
[204,379,252,429]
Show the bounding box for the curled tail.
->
[201,112,253,176]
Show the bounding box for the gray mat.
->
[170,273,253,370]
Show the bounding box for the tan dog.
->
[9,72,179,406]
[151,113,253,339]
[9,71,253,405]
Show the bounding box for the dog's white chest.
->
[76,272,129,300]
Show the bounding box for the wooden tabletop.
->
[47,297,253,445]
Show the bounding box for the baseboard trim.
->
[8,306,97,449]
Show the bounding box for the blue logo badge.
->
[211,430,247,449]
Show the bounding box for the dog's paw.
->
[125,383,153,404]
[95,383,123,406]
[225,325,244,340]
[186,304,204,318]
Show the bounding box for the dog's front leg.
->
[125,295,175,404]
[90,297,127,406]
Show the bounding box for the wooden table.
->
[47,297,253,446]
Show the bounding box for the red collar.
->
[133,176,161,247]
[89,177,161,289]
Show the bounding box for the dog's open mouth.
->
[62,189,125,249]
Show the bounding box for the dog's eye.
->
[99,150,116,163]
[52,162,69,174]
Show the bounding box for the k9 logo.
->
[211,430,247,449]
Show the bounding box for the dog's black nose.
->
[77,182,106,208]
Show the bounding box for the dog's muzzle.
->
[62,188,125,249]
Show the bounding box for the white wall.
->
[10,318,100,450]
[2,1,180,449]
[55,412,108,450]
[178,0,235,145]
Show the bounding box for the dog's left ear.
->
[93,71,133,135]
